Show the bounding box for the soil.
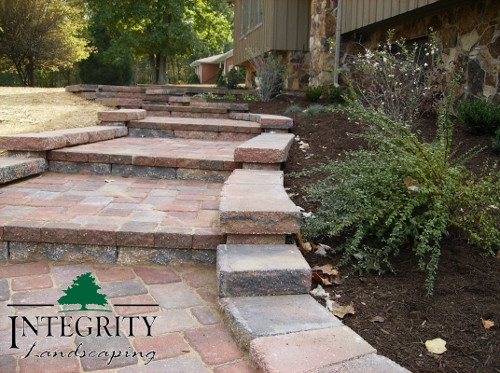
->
[247,96,500,373]
[1,88,498,372]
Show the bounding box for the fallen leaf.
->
[481,317,495,329]
[312,272,332,286]
[311,264,339,276]
[425,338,447,354]
[325,299,335,312]
[296,234,311,254]
[369,316,386,323]
[332,302,356,318]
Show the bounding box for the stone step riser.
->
[3,241,219,266]
[217,244,311,297]
[48,161,233,182]
[128,128,256,142]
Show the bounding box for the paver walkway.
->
[0,260,257,373]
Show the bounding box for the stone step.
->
[48,137,243,182]
[0,172,224,264]
[128,116,260,141]
[217,244,311,297]
[235,133,295,169]
[219,169,301,236]
[250,328,408,373]
[0,157,48,184]
[0,126,128,152]
[219,294,342,350]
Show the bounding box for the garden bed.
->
[248,97,500,373]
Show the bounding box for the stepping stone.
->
[219,294,341,350]
[0,157,47,184]
[217,244,311,297]
[220,169,301,235]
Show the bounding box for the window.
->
[239,0,263,36]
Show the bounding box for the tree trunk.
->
[27,57,36,87]
[157,54,167,85]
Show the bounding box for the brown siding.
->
[232,0,310,65]
[342,0,440,33]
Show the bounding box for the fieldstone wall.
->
[309,0,500,101]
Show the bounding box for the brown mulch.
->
[247,96,500,373]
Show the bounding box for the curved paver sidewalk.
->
[0,260,257,373]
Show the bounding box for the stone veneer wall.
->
[309,0,500,101]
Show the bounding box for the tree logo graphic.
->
[58,272,111,312]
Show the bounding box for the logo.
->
[7,272,158,366]
[58,272,112,312]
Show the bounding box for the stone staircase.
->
[0,86,410,373]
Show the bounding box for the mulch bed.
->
[245,96,500,373]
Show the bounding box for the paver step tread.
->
[0,157,48,184]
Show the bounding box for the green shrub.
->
[284,104,302,114]
[298,92,500,295]
[457,98,500,135]
[324,84,345,104]
[187,72,200,84]
[305,85,324,102]
[493,128,500,153]
[226,67,240,89]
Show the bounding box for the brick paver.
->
[0,260,257,373]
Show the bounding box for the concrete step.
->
[235,133,295,169]
[0,157,48,184]
[217,244,311,297]
[48,137,244,182]
[219,294,342,350]
[219,169,301,236]
[128,116,260,141]
[0,172,224,264]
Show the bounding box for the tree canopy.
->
[58,272,109,311]
[0,0,89,86]
[84,0,233,84]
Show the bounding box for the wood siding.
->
[342,0,441,33]
[232,0,310,65]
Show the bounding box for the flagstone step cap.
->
[0,157,47,184]
[229,112,293,130]
[249,326,379,373]
[219,169,301,235]
[98,109,147,122]
[235,133,295,164]
[217,244,311,297]
[219,294,342,350]
[250,330,411,373]
[0,126,128,152]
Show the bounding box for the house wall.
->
[200,64,219,84]
[310,0,500,100]
[231,0,310,67]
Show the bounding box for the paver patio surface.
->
[0,260,258,373]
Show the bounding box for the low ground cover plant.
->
[299,31,500,294]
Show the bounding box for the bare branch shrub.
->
[247,50,285,102]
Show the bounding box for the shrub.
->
[301,104,327,116]
[457,98,500,135]
[324,84,345,104]
[226,67,240,89]
[284,104,302,114]
[249,52,285,102]
[305,85,324,102]
[298,90,500,295]
[344,29,444,125]
[187,72,200,84]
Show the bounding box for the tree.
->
[84,0,233,84]
[58,272,110,312]
[0,0,89,86]
[79,15,133,85]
